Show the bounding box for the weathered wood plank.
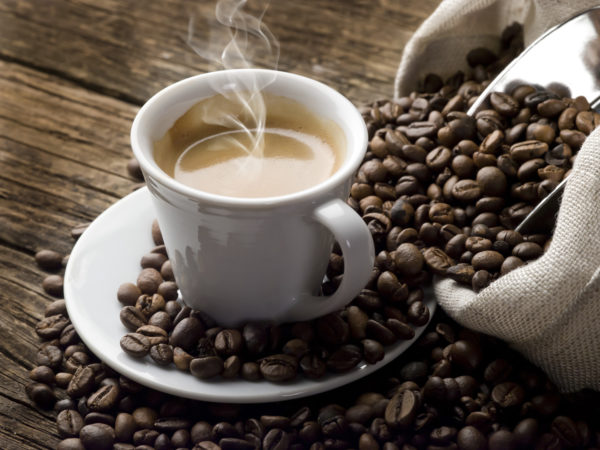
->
[0,0,440,104]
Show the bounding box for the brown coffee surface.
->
[154,92,346,198]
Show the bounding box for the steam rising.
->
[186,0,280,159]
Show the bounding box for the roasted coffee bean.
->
[300,353,327,379]
[30,365,55,384]
[170,317,204,351]
[157,280,178,300]
[365,319,396,345]
[446,263,475,284]
[452,179,482,202]
[490,92,519,117]
[429,202,454,224]
[190,356,224,379]
[214,329,243,356]
[316,313,349,346]
[476,166,506,196]
[120,333,150,358]
[150,343,173,366]
[67,366,95,397]
[457,426,487,450]
[87,383,120,412]
[260,354,298,382]
[327,345,362,372]
[136,268,163,294]
[423,247,455,275]
[512,241,543,260]
[120,306,148,331]
[407,301,430,326]
[42,274,64,297]
[79,423,115,450]
[385,389,420,427]
[449,340,483,371]
[513,418,539,448]
[45,299,67,318]
[35,249,64,270]
[361,339,385,364]
[26,382,56,409]
[136,293,165,317]
[472,270,492,291]
[148,311,172,331]
[510,140,548,162]
[36,344,62,370]
[471,250,504,271]
[491,381,525,408]
[242,322,269,355]
[57,409,84,438]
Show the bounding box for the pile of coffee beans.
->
[27,23,600,449]
[32,245,600,449]
[353,54,598,292]
[116,220,428,382]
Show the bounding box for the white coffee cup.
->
[131,69,374,327]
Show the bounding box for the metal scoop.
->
[467,6,600,234]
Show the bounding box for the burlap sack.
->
[395,0,600,392]
[395,0,600,98]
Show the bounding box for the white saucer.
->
[64,187,436,403]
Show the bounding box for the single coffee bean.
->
[42,274,64,297]
[57,438,85,450]
[190,356,224,379]
[449,340,483,371]
[259,354,298,382]
[407,301,430,326]
[316,313,349,346]
[35,249,63,270]
[120,306,148,331]
[491,381,526,407]
[385,389,420,428]
[87,383,120,412]
[300,353,327,379]
[471,250,504,271]
[45,299,67,317]
[57,409,84,438]
[452,179,482,202]
[36,344,63,370]
[120,333,150,358]
[490,92,519,116]
[512,241,543,260]
[30,365,55,384]
[26,382,56,409]
[135,293,165,318]
[67,366,95,397]
[423,247,455,275]
[457,426,487,450]
[327,345,362,373]
[79,423,116,450]
[136,268,163,294]
[476,166,507,196]
[472,270,492,291]
[140,252,167,271]
[215,329,243,356]
[149,343,174,366]
[513,417,539,448]
[169,317,205,351]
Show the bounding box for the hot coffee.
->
[153,92,346,198]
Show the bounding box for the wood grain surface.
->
[0,0,440,448]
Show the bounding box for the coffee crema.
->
[153,92,346,198]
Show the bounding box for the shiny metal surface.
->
[467,7,600,234]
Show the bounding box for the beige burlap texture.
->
[394,0,600,98]
[395,0,600,392]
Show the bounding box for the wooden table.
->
[0,1,441,447]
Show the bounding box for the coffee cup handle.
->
[280,198,375,323]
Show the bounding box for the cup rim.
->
[130,69,368,208]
